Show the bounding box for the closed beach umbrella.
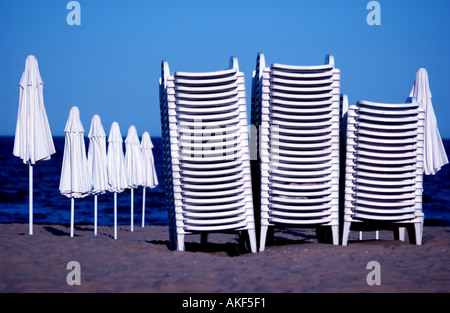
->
[410,68,448,175]
[107,122,127,239]
[87,114,108,237]
[125,125,144,232]
[13,55,55,235]
[59,106,92,237]
[140,131,158,227]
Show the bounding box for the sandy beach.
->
[0,222,448,294]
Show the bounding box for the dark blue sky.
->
[1,0,449,138]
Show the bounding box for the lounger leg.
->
[342,221,351,246]
[248,229,257,253]
[415,221,423,246]
[332,225,339,245]
[399,227,406,242]
[177,234,185,251]
[200,233,208,245]
[421,216,424,236]
[260,225,268,252]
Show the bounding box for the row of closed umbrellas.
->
[59,106,158,239]
[13,55,158,239]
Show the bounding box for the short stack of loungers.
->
[342,100,425,245]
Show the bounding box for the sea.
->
[0,136,449,227]
[0,136,167,227]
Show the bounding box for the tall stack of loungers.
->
[159,58,257,252]
[251,53,341,251]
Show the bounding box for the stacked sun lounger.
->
[343,100,425,245]
[159,57,257,252]
[252,53,341,251]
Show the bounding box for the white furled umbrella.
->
[410,68,448,175]
[87,114,108,237]
[59,106,92,237]
[13,55,56,235]
[107,122,127,239]
[125,125,144,232]
[140,131,158,227]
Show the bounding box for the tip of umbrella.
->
[125,125,140,144]
[108,122,123,142]
[20,55,43,88]
[88,115,106,138]
[141,131,154,149]
[410,67,432,102]
[415,68,429,80]
[64,106,85,133]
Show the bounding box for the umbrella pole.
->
[142,187,146,228]
[70,197,75,237]
[131,188,134,232]
[114,192,117,240]
[29,164,33,235]
[94,195,98,238]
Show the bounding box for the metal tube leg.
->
[29,164,33,236]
